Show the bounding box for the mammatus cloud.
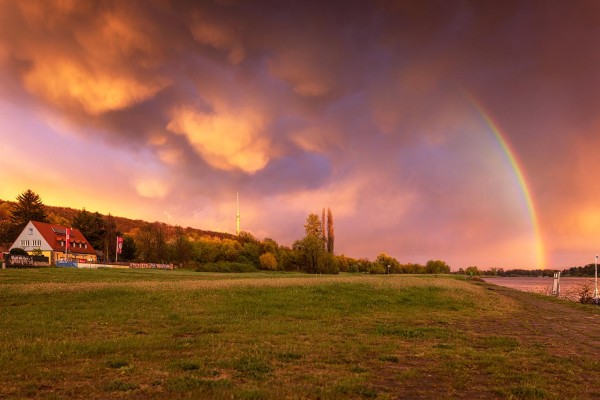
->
[23,57,167,115]
[1,0,599,267]
[167,105,270,173]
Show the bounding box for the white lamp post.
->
[594,254,599,299]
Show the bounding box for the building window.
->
[85,244,87,249]
[32,240,41,246]
[28,228,33,235]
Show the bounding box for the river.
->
[481,276,599,302]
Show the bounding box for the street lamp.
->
[594,254,599,299]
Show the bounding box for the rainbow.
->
[467,96,546,269]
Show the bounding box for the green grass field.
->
[1,269,599,399]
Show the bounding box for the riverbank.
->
[482,276,599,302]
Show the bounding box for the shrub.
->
[195,261,257,273]
[259,252,278,270]
[9,248,28,256]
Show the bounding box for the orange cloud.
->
[167,106,270,173]
[190,20,246,64]
[268,48,336,97]
[134,178,170,199]
[7,2,169,114]
[23,57,166,115]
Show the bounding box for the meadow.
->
[1,269,599,399]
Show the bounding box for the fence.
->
[130,262,174,270]
[55,261,173,270]
[4,254,49,268]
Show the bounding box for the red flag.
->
[65,228,70,250]
[116,236,123,254]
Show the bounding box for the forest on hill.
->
[0,198,236,243]
[0,190,453,275]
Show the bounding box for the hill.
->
[0,198,236,241]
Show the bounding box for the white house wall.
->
[9,221,52,252]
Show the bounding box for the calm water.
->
[482,276,598,301]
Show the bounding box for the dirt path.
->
[373,281,600,399]
[477,283,600,359]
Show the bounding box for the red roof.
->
[31,221,96,255]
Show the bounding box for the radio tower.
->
[236,192,240,235]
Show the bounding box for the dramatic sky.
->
[1,0,599,269]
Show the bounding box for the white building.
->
[10,221,97,265]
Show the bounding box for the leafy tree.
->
[120,235,137,261]
[218,238,242,262]
[238,231,258,244]
[134,222,168,263]
[30,248,43,257]
[358,258,373,273]
[276,246,294,271]
[296,213,328,273]
[103,214,120,262]
[0,221,12,247]
[297,234,323,273]
[47,211,70,227]
[0,201,11,222]
[425,259,451,274]
[465,266,480,276]
[72,209,105,251]
[304,213,322,238]
[194,238,220,263]
[241,240,262,267]
[375,253,400,273]
[398,263,424,274]
[171,226,193,266]
[294,212,339,274]
[259,252,278,270]
[261,238,279,255]
[368,262,386,274]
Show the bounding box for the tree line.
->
[456,265,599,277]
[1,190,453,274]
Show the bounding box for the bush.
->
[195,261,257,273]
[368,263,386,274]
[259,252,278,270]
[9,248,28,256]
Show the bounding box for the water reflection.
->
[482,277,597,302]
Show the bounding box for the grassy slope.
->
[0,270,599,399]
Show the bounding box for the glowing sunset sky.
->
[1,0,599,269]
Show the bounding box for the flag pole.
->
[65,228,69,261]
[115,236,118,263]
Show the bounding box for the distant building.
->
[9,221,97,265]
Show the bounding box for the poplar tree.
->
[321,208,327,250]
[327,208,334,254]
